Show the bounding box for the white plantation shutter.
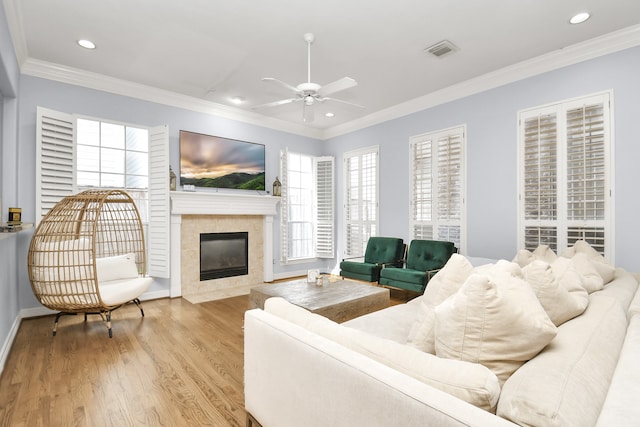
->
[280,148,335,263]
[279,149,289,263]
[410,126,465,251]
[521,109,559,251]
[344,147,378,257]
[36,107,76,222]
[565,99,608,254]
[411,135,433,240]
[518,92,612,258]
[436,132,463,245]
[147,125,170,278]
[315,156,334,258]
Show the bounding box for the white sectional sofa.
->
[244,246,640,427]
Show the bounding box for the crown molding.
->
[323,24,640,139]
[20,58,325,140]
[12,16,640,141]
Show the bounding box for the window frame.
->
[409,125,466,253]
[343,146,379,258]
[279,148,335,264]
[516,91,614,260]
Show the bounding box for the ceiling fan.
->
[253,33,363,123]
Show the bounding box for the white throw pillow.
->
[96,253,139,283]
[406,254,473,353]
[434,272,558,385]
[568,252,604,293]
[571,240,615,284]
[522,260,588,326]
[512,249,535,267]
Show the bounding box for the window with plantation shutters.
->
[36,107,75,219]
[343,146,378,257]
[279,149,335,263]
[35,106,171,278]
[315,157,334,258]
[410,126,465,251]
[518,92,612,259]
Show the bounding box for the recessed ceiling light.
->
[325,112,335,118]
[230,96,245,105]
[77,39,96,49]
[570,12,590,24]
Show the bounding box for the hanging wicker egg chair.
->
[28,189,152,337]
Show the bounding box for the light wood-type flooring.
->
[0,289,413,426]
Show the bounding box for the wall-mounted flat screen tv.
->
[179,130,266,191]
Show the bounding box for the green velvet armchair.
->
[378,239,457,293]
[339,237,405,282]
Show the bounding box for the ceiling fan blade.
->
[252,98,299,109]
[261,77,301,94]
[317,77,357,97]
[320,97,365,109]
[303,103,315,123]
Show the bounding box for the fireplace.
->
[200,232,249,281]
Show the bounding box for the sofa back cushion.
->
[434,267,557,385]
[264,297,502,413]
[363,237,404,265]
[406,240,456,272]
[497,295,627,427]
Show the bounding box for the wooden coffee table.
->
[249,278,390,323]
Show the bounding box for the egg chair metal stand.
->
[28,189,152,338]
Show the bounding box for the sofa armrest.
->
[341,255,365,262]
[245,309,515,427]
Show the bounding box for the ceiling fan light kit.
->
[253,33,363,123]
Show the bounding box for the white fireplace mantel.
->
[169,191,280,297]
[170,191,280,216]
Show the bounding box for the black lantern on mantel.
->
[272,177,282,197]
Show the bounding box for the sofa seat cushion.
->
[380,266,427,284]
[343,301,421,344]
[497,295,628,427]
[99,276,152,306]
[435,267,557,385]
[596,315,640,426]
[264,297,502,412]
[340,261,381,282]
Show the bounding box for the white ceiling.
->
[4,0,640,138]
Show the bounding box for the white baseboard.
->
[0,314,21,378]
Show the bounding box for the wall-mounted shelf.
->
[0,223,34,241]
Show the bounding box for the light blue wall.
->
[325,45,640,272]
[16,76,336,308]
[0,1,22,365]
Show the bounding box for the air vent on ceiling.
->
[424,40,458,58]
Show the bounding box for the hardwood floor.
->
[0,289,414,426]
[0,296,248,426]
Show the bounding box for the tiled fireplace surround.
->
[169,191,280,301]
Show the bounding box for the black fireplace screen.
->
[200,232,249,281]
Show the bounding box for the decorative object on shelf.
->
[8,207,22,225]
[169,166,177,191]
[272,176,282,196]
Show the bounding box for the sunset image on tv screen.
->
[179,131,265,190]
